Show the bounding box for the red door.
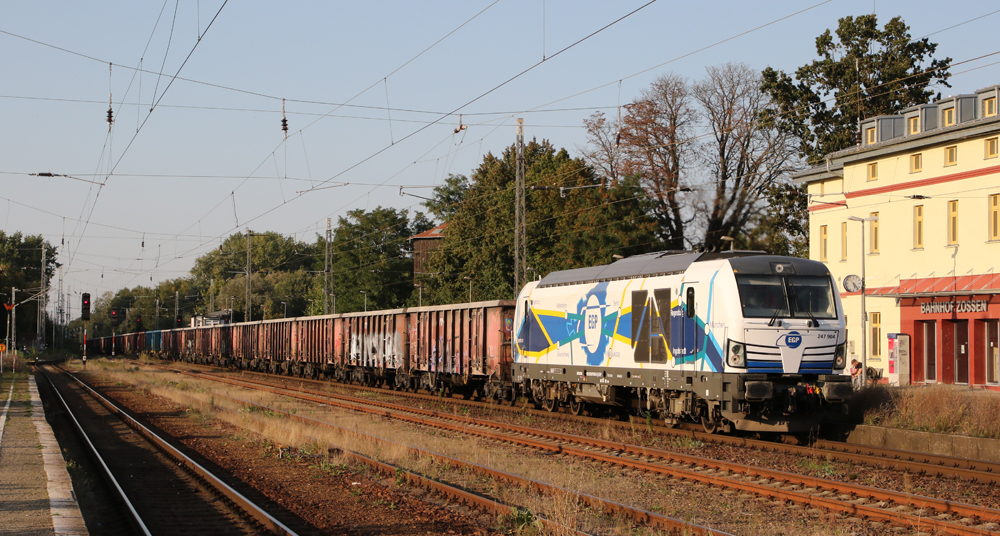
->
[941,321,954,384]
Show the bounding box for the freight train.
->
[88,250,852,433]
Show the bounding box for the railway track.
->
[38,365,301,536]
[151,363,1000,535]
[66,363,724,536]
[206,363,1000,486]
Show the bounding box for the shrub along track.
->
[139,361,1000,535]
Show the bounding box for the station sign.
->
[919,299,989,314]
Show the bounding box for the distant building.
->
[795,84,1000,390]
[410,222,448,284]
[192,309,232,327]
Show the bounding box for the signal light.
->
[81,293,91,321]
[177,316,182,326]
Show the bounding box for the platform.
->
[0,374,87,536]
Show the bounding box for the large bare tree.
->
[694,63,800,251]
[617,73,696,250]
[581,65,801,253]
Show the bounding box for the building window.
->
[820,225,828,261]
[841,221,848,261]
[944,107,955,126]
[871,312,882,359]
[870,211,879,253]
[990,194,1000,241]
[985,97,997,117]
[913,205,924,248]
[948,200,959,245]
[987,138,998,159]
[866,127,876,144]
[910,153,922,173]
[908,116,920,134]
[867,162,878,181]
[945,145,958,166]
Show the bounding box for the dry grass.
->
[856,384,1000,438]
[77,360,861,535]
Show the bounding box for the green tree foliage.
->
[738,183,809,257]
[761,14,951,164]
[423,174,470,222]
[424,139,660,302]
[192,231,315,289]
[0,232,59,345]
[330,207,416,313]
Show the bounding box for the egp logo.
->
[576,285,611,366]
[582,294,603,352]
[776,331,803,349]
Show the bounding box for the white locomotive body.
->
[513,250,852,433]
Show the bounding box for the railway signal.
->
[81,293,91,320]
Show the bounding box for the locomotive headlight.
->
[833,342,847,370]
[726,340,746,368]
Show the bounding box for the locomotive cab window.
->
[735,274,836,320]
[685,287,695,318]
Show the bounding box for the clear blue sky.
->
[0,0,996,313]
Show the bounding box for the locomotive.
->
[88,250,851,433]
[509,250,851,433]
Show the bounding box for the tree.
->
[329,207,415,313]
[617,73,696,249]
[425,139,660,302]
[0,232,59,345]
[761,14,951,165]
[423,174,471,222]
[694,63,800,250]
[583,66,802,252]
[738,183,809,257]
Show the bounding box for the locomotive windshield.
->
[736,274,837,320]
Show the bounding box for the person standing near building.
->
[851,359,862,389]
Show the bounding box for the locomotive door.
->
[670,284,699,363]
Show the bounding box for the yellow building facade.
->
[795,85,1000,389]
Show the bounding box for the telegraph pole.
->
[38,247,45,348]
[245,228,252,322]
[514,118,526,296]
[175,291,179,328]
[324,218,331,315]
[155,298,160,330]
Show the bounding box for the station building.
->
[794,84,1000,390]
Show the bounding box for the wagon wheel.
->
[568,397,584,416]
[541,396,558,412]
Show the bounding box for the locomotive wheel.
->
[701,415,718,434]
[568,397,584,416]
[542,397,558,412]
